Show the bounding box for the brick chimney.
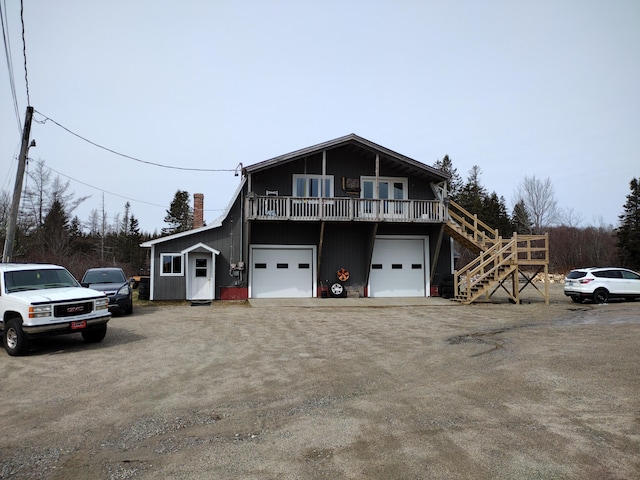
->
[193,193,204,229]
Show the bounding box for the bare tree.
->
[558,207,585,228]
[87,209,101,235]
[514,175,558,232]
[0,190,10,224]
[23,159,90,230]
[49,175,90,215]
[22,159,52,231]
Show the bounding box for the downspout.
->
[241,175,248,286]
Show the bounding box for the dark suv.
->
[81,268,133,315]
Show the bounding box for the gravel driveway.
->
[1,284,638,479]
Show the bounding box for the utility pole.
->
[2,106,34,263]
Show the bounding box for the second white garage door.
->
[250,246,315,298]
[368,237,429,297]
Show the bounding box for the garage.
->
[368,237,429,297]
[250,246,316,298]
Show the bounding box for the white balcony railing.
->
[246,196,446,223]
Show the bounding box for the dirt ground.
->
[1,284,639,480]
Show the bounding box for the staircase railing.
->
[454,237,518,303]
[453,233,549,304]
[447,200,500,250]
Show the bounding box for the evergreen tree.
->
[456,165,487,215]
[512,199,533,234]
[433,155,463,199]
[617,177,640,269]
[162,190,193,235]
[483,193,513,237]
[69,216,83,237]
[41,199,71,263]
[122,202,131,234]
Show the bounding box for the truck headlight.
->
[95,297,109,310]
[29,305,52,318]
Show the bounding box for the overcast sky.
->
[1,1,638,233]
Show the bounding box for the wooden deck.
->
[245,195,447,222]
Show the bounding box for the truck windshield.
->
[4,268,79,293]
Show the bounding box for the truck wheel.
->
[3,318,29,356]
[82,324,107,343]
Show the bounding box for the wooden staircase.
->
[445,200,549,305]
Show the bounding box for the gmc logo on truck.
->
[67,306,85,313]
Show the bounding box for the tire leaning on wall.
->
[439,274,454,299]
[137,277,150,300]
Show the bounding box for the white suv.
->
[564,267,640,304]
[0,263,111,355]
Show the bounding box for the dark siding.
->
[249,145,436,200]
[318,223,373,290]
[247,221,453,296]
[250,221,321,245]
[151,194,244,300]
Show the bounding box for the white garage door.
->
[251,247,315,298]
[369,237,428,297]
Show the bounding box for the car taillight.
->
[579,278,593,284]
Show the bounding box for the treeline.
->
[435,156,639,273]
[1,159,639,277]
[1,160,156,279]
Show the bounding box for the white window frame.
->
[360,176,408,200]
[160,253,184,276]
[293,174,334,197]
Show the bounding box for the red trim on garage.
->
[219,287,248,300]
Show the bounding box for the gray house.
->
[141,134,457,301]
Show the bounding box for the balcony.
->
[245,195,447,223]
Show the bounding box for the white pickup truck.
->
[0,263,111,356]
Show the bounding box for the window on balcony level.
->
[293,175,334,198]
[361,177,408,200]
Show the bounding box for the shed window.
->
[161,253,183,276]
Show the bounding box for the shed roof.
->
[140,179,245,247]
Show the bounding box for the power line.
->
[44,164,174,209]
[34,110,241,173]
[43,163,224,212]
[20,0,29,106]
[0,0,22,133]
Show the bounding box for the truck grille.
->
[54,302,94,318]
